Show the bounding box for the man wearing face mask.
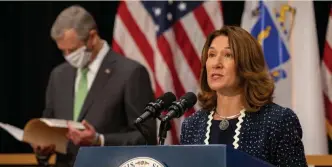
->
[31,5,157,167]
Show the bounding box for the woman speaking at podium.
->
[180,25,307,167]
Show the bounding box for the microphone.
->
[161,92,197,122]
[135,92,176,124]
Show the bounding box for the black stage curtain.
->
[0,1,330,154]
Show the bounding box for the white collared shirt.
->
[75,40,110,92]
[74,40,109,146]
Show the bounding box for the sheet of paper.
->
[39,118,85,130]
[23,118,80,154]
[0,122,24,141]
[0,118,86,154]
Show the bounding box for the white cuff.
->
[99,134,105,146]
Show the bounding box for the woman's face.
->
[206,35,240,93]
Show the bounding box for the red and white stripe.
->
[322,7,332,136]
[112,1,223,144]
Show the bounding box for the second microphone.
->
[161,92,197,122]
[135,92,176,124]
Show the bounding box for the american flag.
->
[112,1,223,144]
[322,7,332,142]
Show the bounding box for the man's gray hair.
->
[50,5,97,41]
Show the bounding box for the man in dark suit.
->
[31,5,157,167]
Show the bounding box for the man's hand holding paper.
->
[66,120,101,146]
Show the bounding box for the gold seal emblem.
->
[119,157,165,167]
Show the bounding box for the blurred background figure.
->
[31,4,156,167]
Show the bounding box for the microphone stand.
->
[158,118,171,145]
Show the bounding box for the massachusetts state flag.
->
[112,1,223,145]
[242,0,327,154]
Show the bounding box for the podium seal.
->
[119,157,165,167]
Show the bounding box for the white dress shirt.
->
[75,40,110,92]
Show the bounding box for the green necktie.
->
[74,68,89,121]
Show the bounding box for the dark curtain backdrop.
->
[0,1,330,153]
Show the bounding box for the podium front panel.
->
[74,145,274,167]
[74,145,226,167]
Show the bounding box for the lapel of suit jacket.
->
[77,50,117,121]
[63,65,76,121]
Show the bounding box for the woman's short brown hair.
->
[198,25,274,111]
